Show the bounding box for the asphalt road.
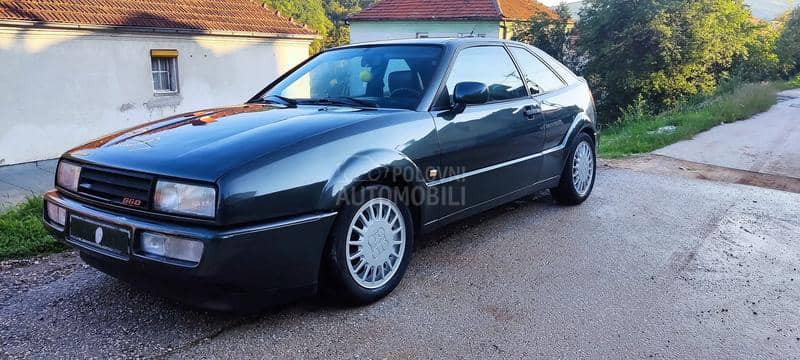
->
[2,167,800,358]
[656,89,800,179]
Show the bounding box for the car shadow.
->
[5,190,563,358]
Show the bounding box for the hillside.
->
[559,0,797,20]
[750,0,798,19]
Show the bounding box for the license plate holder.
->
[68,215,131,256]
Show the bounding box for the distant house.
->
[348,0,556,43]
[0,0,316,166]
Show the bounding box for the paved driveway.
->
[0,160,56,210]
[655,89,800,179]
[2,167,799,358]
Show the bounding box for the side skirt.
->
[420,175,559,233]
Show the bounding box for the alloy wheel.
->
[572,140,594,197]
[345,198,407,289]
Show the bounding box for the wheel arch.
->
[317,150,426,292]
[317,148,429,234]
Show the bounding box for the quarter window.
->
[151,50,178,94]
[445,46,526,102]
[509,47,565,94]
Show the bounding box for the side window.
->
[445,46,526,102]
[509,47,565,94]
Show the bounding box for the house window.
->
[150,50,178,94]
[416,32,429,39]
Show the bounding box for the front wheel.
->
[551,133,596,205]
[324,185,414,304]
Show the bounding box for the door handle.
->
[523,104,541,119]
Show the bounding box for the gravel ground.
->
[1,167,799,358]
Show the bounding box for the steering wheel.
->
[390,88,421,98]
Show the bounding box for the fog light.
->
[140,232,204,263]
[46,202,67,226]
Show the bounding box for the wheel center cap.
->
[366,226,389,264]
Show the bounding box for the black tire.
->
[551,132,596,205]
[323,185,414,305]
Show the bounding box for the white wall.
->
[0,26,311,165]
[349,21,502,44]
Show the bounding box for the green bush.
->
[0,197,64,261]
[731,22,782,82]
[776,9,800,77]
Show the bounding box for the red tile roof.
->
[497,0,558,20]
[0,0,316,36]
[349,0,557,21]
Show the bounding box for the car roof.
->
[335,37,528,50]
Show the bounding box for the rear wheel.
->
[324,185,414,304]
[551,133,596,205]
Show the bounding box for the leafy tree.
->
[576,0,755,122]
[262,0,378,50]
[262,0,332,53]
[512,3,573,61]
[731,20,782,82]
[324,0,377,48]
[775,8,800,77]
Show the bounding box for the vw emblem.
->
[94,227,104,244]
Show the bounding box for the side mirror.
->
[452,82,489,113]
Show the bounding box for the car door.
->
[508,46,579,180]
[428,45,546,220]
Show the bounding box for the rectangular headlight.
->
[140,232,204,263]
[56,161,81,192]
[153,180,216,218]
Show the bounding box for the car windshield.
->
[258,45,444,110]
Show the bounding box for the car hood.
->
[65,104,386,182]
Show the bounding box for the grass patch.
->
[598,82,787,158]
[773,75,800,91]
[0,197,65,261]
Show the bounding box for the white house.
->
[348,0,557,43]
[0,0,316,166]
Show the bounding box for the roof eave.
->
[0,19,319,40]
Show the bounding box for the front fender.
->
[317,149,429,211]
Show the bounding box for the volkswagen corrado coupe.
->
[43,38,597,310]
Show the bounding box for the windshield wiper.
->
[302,97,378,108]
[254,95,297,107]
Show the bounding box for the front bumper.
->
[42,190,337,311]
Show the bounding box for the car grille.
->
[77,166,154,210]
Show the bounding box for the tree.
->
[576,0,755,122]
[731,20,782,82]
[262,0,332,53]
[512,3,573,61]
[775,8,800,77]
[324,0,377,48]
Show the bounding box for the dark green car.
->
[43,38,597,310]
